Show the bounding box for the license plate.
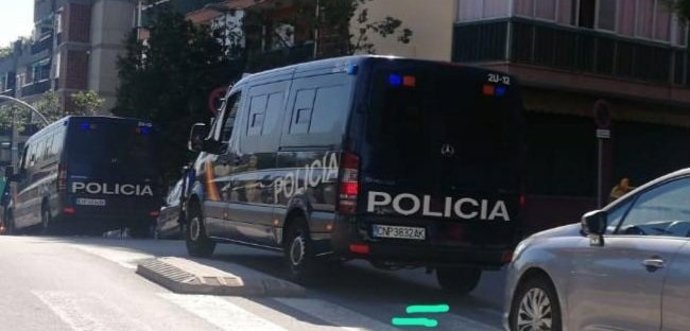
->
[372,225,426,240]
[75,198,106,206]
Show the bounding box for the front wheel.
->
[509,275,562,331]
[185,204,215,257]
[436,267,482,295]
[284,217,317,283]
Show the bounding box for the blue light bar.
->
[80,122,90,130]
[347,63,359,75]
[139,126,151,135]
[389,74,402,87]
[495,86,507,97]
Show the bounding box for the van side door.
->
[274,73,354,245]
[225,80,290,246]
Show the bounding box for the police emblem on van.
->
[72,182,154,197]
[367,191,510,221]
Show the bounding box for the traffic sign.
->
[596,129,610,139]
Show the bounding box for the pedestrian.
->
[610,177,634,202]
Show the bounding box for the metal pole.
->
[597,138,603,208]
[313,0,320,58]
[0,95,50,125]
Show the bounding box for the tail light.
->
[338,151,360,214]
[57,163,68,192]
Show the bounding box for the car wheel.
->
[436,267,482,295]
[284,217,317,283]
[185,204,215,257]
[510,275,562,331]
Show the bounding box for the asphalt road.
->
[0,235,508,331]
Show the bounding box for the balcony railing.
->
[21,80,51,97]
[31,36,53,55]
[453,17,688,86]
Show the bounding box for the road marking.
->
[32,290,152,331]
[274,298,399,331]
[70,244,152,270]
[160,293,286,331]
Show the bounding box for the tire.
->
[40,206,53,236]
[509,275,562,331]
[283,217,317,283]
[185,203,215,257]
[436,267,482,295]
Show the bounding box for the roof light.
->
[482,84,495,96]
[80,122,90,130]
[495,86,507,97]
[403,75,416,87]
[347,63,359,75]
[389,74,402,87]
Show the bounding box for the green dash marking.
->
[405,304,450,314]
[391,317,439,328]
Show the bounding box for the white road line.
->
[160,293,286,331]
[70,244,152,270]
[32,291,153,331]
[274,298,399,331]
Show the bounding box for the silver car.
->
[505,168,690,331]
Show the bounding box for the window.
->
[51,130,64,156]
[289,89,315,135]
[654,4,671,41]
[616,178,690,237]
[579,0,596,28]
[636,0,654,38]
[43,134,54,160]
[220,93,241,143]
[618,1,636,36]
[597,0,617,31]
[457,0,509,21]
[54,52,61,79]
[310,85,348,133]
[605,199,633,233]
[247,94,268,136]
[262,92,284,135]
[535,0,556,20]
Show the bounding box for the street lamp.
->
[0,95,50,167]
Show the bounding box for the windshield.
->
[67,120,157,176]
[365,63,524,193]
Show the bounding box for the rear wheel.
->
[185,203,215,257]
[509,275,562,331]
[284,217,317,283]
[436,267,482,295]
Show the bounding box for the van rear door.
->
[360,60,524,247]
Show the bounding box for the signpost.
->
[593,100,611,208]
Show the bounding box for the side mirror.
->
[582,210,607,246]
[188,123,210,153]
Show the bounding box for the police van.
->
[4,116,161,236]
[186,56,525,293]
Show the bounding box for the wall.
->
[353,0,455,61]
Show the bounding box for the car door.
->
[203,91,244,239]
[568,177,690,331]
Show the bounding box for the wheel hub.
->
[290,235,305,267]
[189,216,201,241]
[517,288,553,331]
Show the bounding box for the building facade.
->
[0,0,137,113]
[360,0,690,231]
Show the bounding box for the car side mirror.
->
[188,123,210,153]
[582,209,607,246]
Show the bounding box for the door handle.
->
[642,258,665,270]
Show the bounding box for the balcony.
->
[31,36,53,55]
[21,80,51,97]
[453,17,688,87]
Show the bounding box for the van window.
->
[43,134,54,160]
[51,130,64,156]
[310,85,348,133]
[221,93,242,142]
[262,92,285,135]
[247,94,268,136]
[289,89,315,135]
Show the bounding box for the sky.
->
[0,1,34,48]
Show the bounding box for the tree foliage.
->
[114,7,239,183]
[71,90,105,115]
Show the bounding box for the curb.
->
[136,257,305,297]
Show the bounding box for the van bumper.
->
[325,217,513,269]
[58,211,155,234]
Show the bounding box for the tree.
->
[0,47,10,59]
[34,91,64,123]
[71,90,105,115]
[666,0,690,21]
[114,6,240,183]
